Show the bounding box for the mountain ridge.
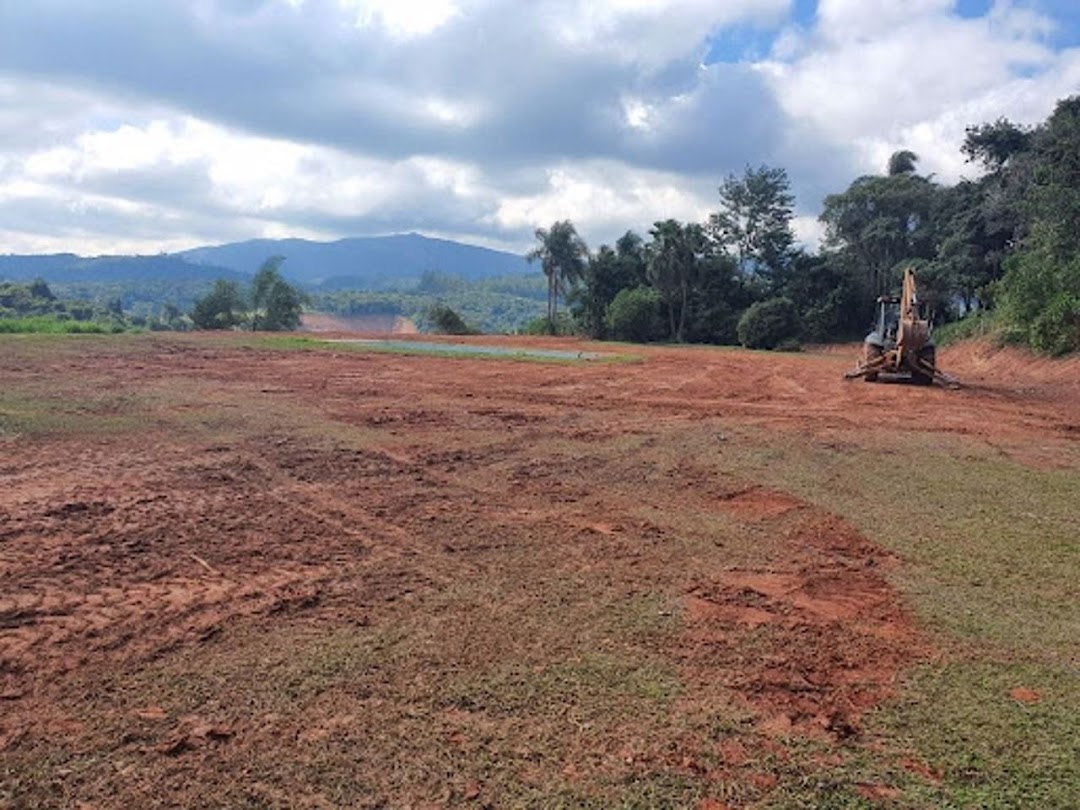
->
[0,233,532,288]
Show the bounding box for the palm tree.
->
[527,220,588,333]
[887,149,919,176]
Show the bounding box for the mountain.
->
[0,253,244,284]
[181,233,531,287]
[0,234,531,290]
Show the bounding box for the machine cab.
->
[870,294,931,349]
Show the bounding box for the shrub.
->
[427,304,475,335]
[933,310,998,346]
[0,316,113,334]
[523,312,576,336]
[997,239,1080,355]
[191,279,246,330]
[736,296,801,349]
[606,286,664,343]
[1029,294,1080,356]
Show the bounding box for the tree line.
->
[0,279,135,333]
[528,96,1080,355]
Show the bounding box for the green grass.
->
[445,653,681,717]
[661,422,1079,808]
[244,333,644,364]
[933,311,999,346]
[871,660,1080,808]
[0,315,126,334]
[0,391,147,437]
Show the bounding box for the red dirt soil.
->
[0,334,1076,805]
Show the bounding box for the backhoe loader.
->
[844,268,955,385]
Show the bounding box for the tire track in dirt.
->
[0,436,464,713]
[683,488,924,741]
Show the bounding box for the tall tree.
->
[925,180,1011,313]
[250,256,305,331]
[191,279,246,330]
[709,165,795,288]
[647,219,707,342]
[527,220,588,333]
[820,153,941,298]
[684,251,747,345]
[962,118,1032,173]
[996,96,1080,354]
[570,230,648,338]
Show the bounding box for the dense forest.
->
[529,96,1079,354]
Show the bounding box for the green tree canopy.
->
[569,230,648,339]
[647,219,708,343]
[962,118,1032,172]
[709,164,795,288]
[887,150,919,176]
[250,256,305,331]
[191,279,246,330]
[820,165,941,298]
[994,97,1080,354]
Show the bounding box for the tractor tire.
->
[912,346,935,386]
[863,343,883,382]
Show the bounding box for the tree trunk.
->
[547,272,556,333]
[676,281,688,342]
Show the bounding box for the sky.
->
[1,0,1078,257]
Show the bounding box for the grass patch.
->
[674,425,1079,654]
[0,316,126,334]
[247,333,643,364]
[445,653,681,718]
[867,659,1080,809]
[0,392,147,437]
[933,311,999,346]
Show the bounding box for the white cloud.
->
[0,0,1076,256]
[340,0,462,39]
[758,0,1069,182]
[791,214,825,250]
[815,0,955,42]
[551,0,791,65]
[492,160,714,245]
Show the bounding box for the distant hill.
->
[0,234,532,290]
[0,235,537,325]
[0,254,244,285]
[180,233,531,287]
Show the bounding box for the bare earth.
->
[0,334,1076,808]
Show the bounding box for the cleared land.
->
[1,333,1077,809]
